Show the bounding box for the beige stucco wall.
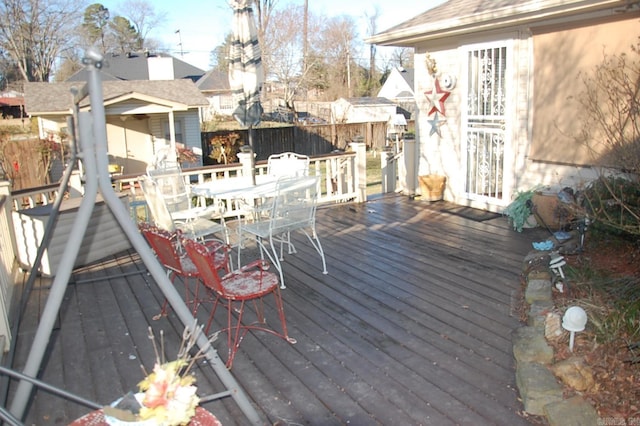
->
[530,13,640,165]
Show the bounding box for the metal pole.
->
[9,105,99,421]
[248,125,256,186]
[1,113,81,407]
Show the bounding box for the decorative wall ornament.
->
[428,112,444,137]
[441,74,456,90]
[425,52,438,76]
[424,78,451,116]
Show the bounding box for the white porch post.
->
[349,141,366,202]
[403,138,418,197]
[168,110,177,161]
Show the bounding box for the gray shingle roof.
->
[368,0,631,45]
[24,79,209,115]
[196,69,231,92]
[399,69,414,89]
[66,51,205,82]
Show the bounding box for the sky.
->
[96,0,446,71]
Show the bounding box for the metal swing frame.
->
[6,51,261,424]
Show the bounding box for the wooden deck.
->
[7,194,547,425]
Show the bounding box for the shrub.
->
[582,176,640,236]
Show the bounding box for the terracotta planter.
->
[531,191,572,230]
[419,175,446,201]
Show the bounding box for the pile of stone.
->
[512,249,598,425]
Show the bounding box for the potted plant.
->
[503,188,539,232]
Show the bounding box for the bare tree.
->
[391,47,414,69]
[53,49,83,81]
[263,4,306,116]
[314,15,360,99]
[253,0,278,81]
[573,36,640,236]
[0,0,84,82]
[0,50,21,89]
[117,0,166,47]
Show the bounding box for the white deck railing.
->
[0,146,367,352]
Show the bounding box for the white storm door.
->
[463,43,509,202]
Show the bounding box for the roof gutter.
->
[366,0,632,46]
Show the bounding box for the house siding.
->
[148,110,203,165]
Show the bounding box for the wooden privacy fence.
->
[201,122,388,164]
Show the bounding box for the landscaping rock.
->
[550,356,595,392]
[527,270,553,281]
[544,311,564,340]
[528,300,554,329]
[523,251,550,275]
[515,362,564,415]
[544,395,599,426]
[525,279,552,304]
[513,326,554,364]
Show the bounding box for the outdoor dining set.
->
[137,151,328,368]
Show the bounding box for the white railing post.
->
[349,141,366,202]
[381,147,396,194]
[0,180,14,352]
[403,138,418,197]
[237,151,255,183]
[69,170,84,197]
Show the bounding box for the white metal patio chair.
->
[266,152,310,178]
[146,164,230,236]
[239,175,327,288]
[139,176,229,243]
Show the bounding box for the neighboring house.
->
[196,69,234,121]
[377,67,416,120]
[368,0,640,211]
[331,97,398,124]
[67,51,205,82]
[24,80,209,175]
[0,91,25,119]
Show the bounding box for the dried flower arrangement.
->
[103,324,217,426]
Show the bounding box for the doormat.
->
[441,205,502,222]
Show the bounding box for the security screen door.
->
[464,44,508,201]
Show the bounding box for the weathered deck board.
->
[6,194,548,425]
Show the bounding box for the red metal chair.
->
[138,223,229,319]
[183,238,296,368]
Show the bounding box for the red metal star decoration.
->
[424,78,450,116]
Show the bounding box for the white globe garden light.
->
[562,306,588,351]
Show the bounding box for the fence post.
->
[349,142,366,202]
